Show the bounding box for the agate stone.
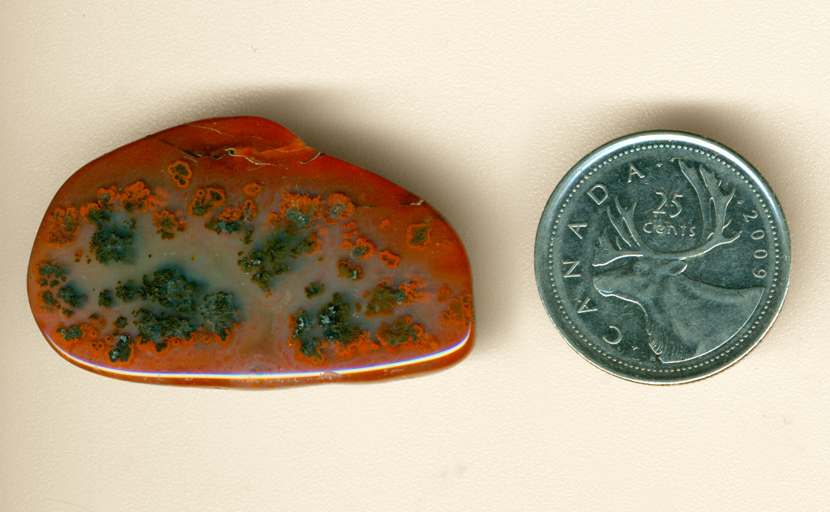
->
[27,117,474,387]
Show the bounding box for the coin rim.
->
[534,130,791,384]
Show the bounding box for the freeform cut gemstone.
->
[27,117,474,387]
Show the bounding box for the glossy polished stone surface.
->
[27,117,474,387]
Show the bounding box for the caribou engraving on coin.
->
[535,132,790,383]
[592,160,764,363]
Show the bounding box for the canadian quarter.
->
[535,131,790,384]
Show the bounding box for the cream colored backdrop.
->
[2,1,827,511]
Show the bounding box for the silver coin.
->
[535,131,790,384]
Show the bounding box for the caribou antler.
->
[670,160,741,260]
[593,197,645,266]
[593,161,741,267]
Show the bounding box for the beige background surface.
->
[2,1,828,510]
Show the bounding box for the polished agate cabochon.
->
[27,117,474,387]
